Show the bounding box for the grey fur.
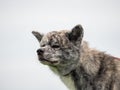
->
[32,25,120,90]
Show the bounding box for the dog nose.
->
[37,49,44,55]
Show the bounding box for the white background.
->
[0,0,120,90]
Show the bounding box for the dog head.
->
[32,25,84,75]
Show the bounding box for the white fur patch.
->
[60,75,76,90]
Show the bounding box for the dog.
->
[32,25,120,90]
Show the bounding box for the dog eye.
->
[51,45,60,48]
[41,44,45,47]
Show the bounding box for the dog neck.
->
[79,41,104,76]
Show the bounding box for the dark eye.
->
[41,44,45,47]
[52,45,60,48]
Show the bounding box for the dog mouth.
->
[38,56,59,64]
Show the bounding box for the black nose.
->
[37,49,44,55]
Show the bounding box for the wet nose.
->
[37,49,44,55]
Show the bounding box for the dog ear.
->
[67,24,84,43]
[32,31,43,42]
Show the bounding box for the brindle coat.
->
[32,25,120,90]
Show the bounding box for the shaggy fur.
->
[32,25,120,90]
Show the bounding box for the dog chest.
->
[60,74,76,90]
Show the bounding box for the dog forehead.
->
[40,31,60,44]
[46,31,66,39]
[41,30,68,45]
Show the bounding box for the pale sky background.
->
[0,0,120,90]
